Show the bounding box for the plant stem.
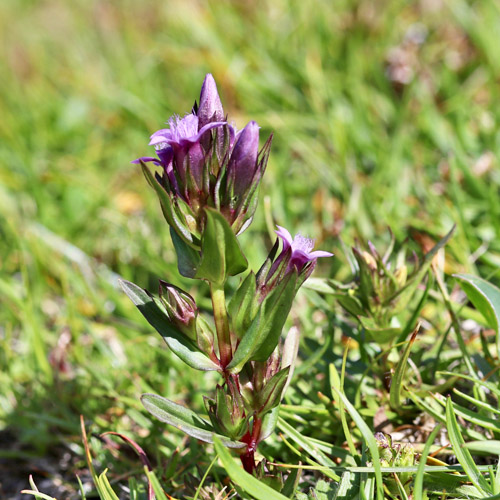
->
[210,282,232,368]
[240,415,262,474]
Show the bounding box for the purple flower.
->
[149,114,225,150]
[275,226,333,272]
[134,113,225,195]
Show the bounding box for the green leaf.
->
[170,227,200,278]
[389,328,418,412]
[120,279,220,371]
[141,394,245,449]
[278,417,342,480]
[445,397,491,495]
[145,468,169,500]
[463,441,500,455]
[413,424,442,499]
[228,271,257,338]
[140,161,197,247]
[213,437,290,500]
[454,273,500,355]
[227,272,297,372]
[195,208,248,284]
[331,388,384,500]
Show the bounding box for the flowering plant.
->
[123,74,331,472]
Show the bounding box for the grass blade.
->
[445,397,491,495]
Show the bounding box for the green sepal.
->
[196,315,215,358]
[228,272,258,339]
[213,386,249,440]
[256,366,290,416]
[141,393,245,449]
[140,161,199,248]
[227,272,298,373]
[170,227,200,278]
[120,280,220,371]
[195,208,248,284]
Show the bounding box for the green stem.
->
[210,282,232,368]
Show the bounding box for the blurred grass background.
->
[1,0,500,497]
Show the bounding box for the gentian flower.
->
[255,226,333,301]
[275,225,333,272]
[148,114,225,150]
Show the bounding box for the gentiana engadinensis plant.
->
[122,74,332,472]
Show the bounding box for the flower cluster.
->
[124,74,332,474]
[134,74,272,242]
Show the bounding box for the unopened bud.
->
[158,281,197,340]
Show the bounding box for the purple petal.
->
[275,225,293,248]
[198,74,224,127]
[131,156,161,165]
[193,120,227,142]
[307,250,334,259]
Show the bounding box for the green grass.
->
[2,0,500,498]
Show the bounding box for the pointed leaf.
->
[170,227,200,278]
[228,272,257,338]
[195,208,248,284]
[445,397,490,495]
[140,161,197,247]
[141,394,245,449]
[454,273,500,355]
[389,328,418,412]
[213,437,289,500]
[120,280,220,371]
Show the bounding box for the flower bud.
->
[198,73,224,127]
[158,281,197,340]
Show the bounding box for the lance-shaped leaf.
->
[170,227,200,278]
[195,208,248,284]
[213,437,289,500]
[256,366,290,416]
[140,161,199,248]
[141,394,245,449]
[454,273,500,356]
[228,271,257,338]
[120,280,220,371]
[227,272,298,373]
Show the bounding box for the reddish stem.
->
[240,415,262,474]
